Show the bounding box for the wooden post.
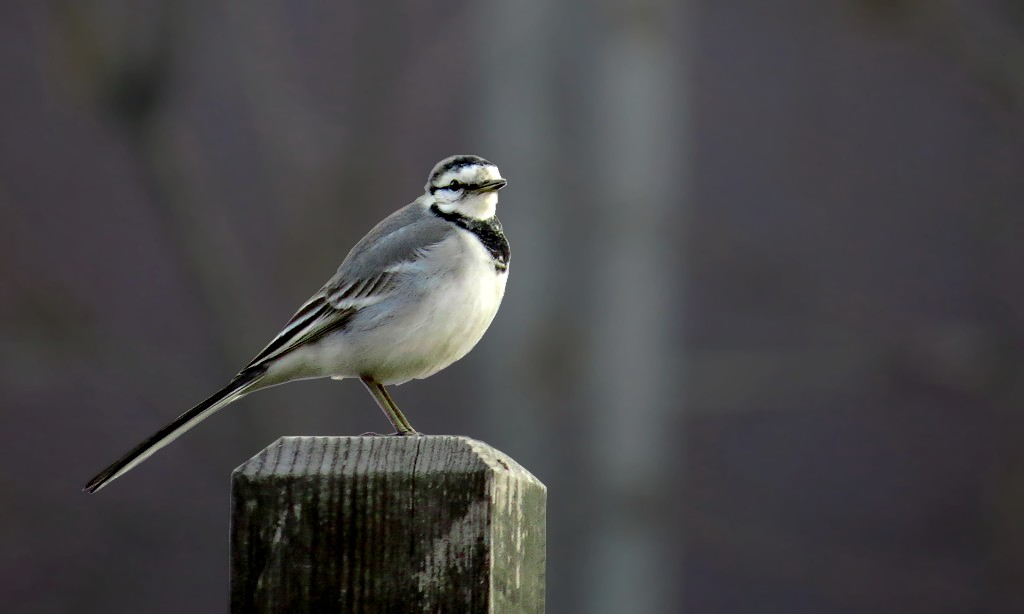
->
[230,436,546,613]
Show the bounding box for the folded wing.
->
[243,204,454,369]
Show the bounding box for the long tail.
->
[83,368,265,493]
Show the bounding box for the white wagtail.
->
[84,155,509,493]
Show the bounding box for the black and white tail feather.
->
[82,368,264,493]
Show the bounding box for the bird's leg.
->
[376,384,417,433]
[359,376,418,435]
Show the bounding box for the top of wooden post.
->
[234,435,543,486]
[231,435,546,613]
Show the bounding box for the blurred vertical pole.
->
[580,2,689,614]
[478,0,690,612]
[473,1,575,611]
[474,3,559,483]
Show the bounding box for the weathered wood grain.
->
[230,436,546,613]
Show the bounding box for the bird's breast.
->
[356,230,508,384]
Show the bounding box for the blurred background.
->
[2,1,1023,612]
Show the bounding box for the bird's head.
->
[426,155,506,220]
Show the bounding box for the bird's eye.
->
[448,180,462,190]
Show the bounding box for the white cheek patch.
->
[433,193,497,219]
[434,189,460,204]
[446,193,497,219]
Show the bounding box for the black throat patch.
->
[430,204,510,272]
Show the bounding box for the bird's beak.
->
[474,179,507,193]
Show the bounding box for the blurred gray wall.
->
[1,1,1023,613]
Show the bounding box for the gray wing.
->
[243,203,453,369]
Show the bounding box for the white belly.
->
[273,230,508,386]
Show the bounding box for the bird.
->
[84,154,510,493]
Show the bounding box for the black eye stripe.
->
[430,181,480,193]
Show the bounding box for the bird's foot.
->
[359,430,421,437]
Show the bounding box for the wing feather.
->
[242,203,456,370]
